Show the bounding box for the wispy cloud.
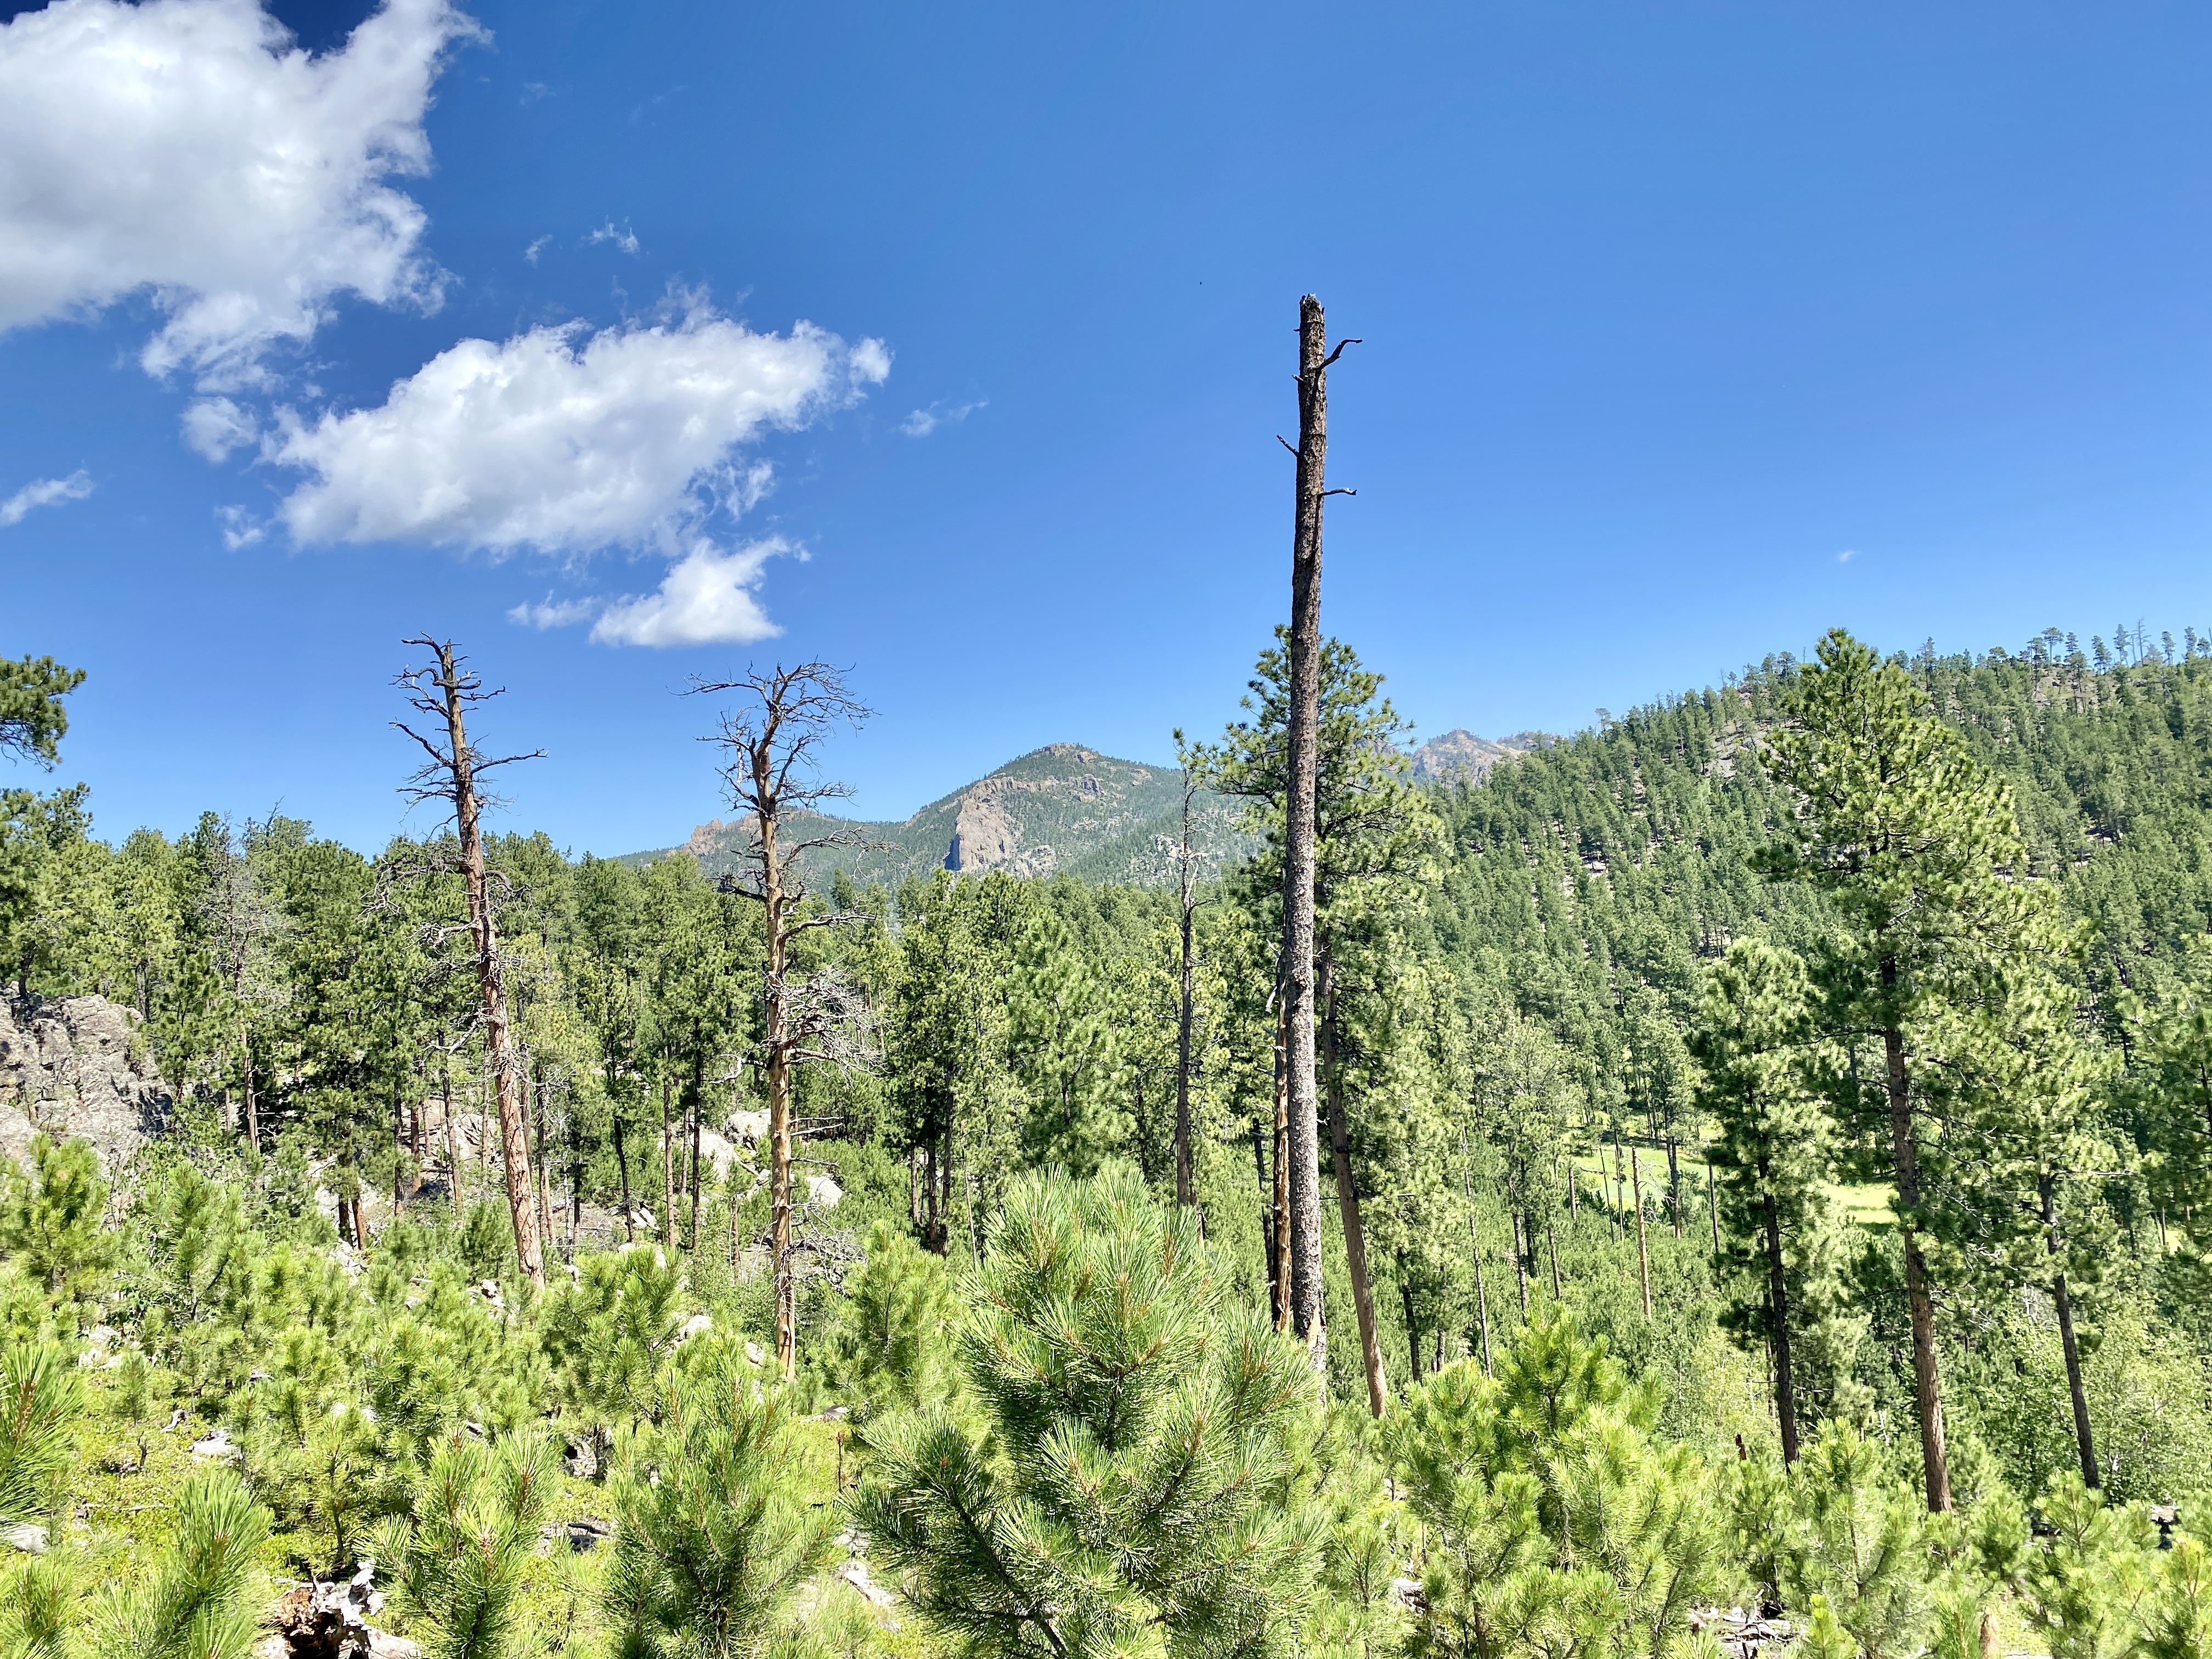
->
[1837,549,1858,563]
[523,235,551,265]
[0,470,92,527]
[216,504,266,549]
[901,397,984,438]
[183,396,259,461]
[586,221,640,255]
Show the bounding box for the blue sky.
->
[3,0,2210,855]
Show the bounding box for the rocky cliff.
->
[634,743,1255,890]
[1409,728,1560,784]
[0,995,174,1169]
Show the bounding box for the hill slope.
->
[631,743,1256,889]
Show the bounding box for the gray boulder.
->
[0,995,173,1170]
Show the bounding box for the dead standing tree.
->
[694,662,873,1384]
[393,637,547,1290]
[1280,294,1357,1379]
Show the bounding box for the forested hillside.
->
[1,627,2211,1659]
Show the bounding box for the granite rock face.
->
[0,995,174,1169]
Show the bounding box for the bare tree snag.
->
[394,638,545,1290]
[1282,293,1356,1380]
[1632,1146,1651,1319]
[695,662,873,1385]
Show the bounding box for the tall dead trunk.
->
[1510,1203,1530,1314]
[2041,1173,2099,1488]
[394,639,544,1289]
[687,1053,704,1255]
[1666,1136,1683,1238]
[1400,1280,1423,1381]
[1322,959,1386,1417]
[613,1092,634,1243]
[1883,1010,1952,1512]
[1283,293,1355,1381]
[764,798,797,1377]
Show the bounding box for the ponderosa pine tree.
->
[1692,937,1850,1460]
[851,1166,1328,1657]
[1209,633,1442,1413]
[1758,628,2073,1511]
[0,656,87,1004]
[605,1344,838,1659]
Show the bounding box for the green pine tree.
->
[851,1165,1327,1658]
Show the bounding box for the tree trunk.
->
[760,799,797,1381]
[1460,1138,1492,1374]
[1667,1136,1683,1238]
[2042,1173,2100,1488]
[1400,1280,1423,1381]
[1510,1204,1530,1313]
[430,647,544,1289]
[1282,292,1344,1381]
[1547,1214,1562,1299]
[660,1076,676,1252]
[1272,1003,1292,1335]
[1884,1018,1952,1511]
[1632,1146,1652,1319]
[532,1068,555,1261]
[1175,788,1198,1210]
[1759,1152,1801,1463]
[442,1053,463,1209]
[1323,958,1387,1417]
[687,1054,704,1255]
[1252,1114,1280,1320]
[613,1093,634,1243]
[240,1021,259,1156]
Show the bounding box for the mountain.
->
[1409,727,1559,783]
[628,743,1256,890]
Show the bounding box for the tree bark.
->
[1400,1280,1423,1381]
[1510,1204,1530,1313]
[760,797,797,1379]
[2041,1173,2099,1488]
[1883,1016,1952,1511]
[1282,292,1344,1381]
[1252,1114,1280,1319]
[613,1093,634,1243]
[1759,1147,1801,1463]
[1322,958,1387,1417]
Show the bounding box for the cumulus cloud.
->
[272,308,884,555]
[0,0,478,387]
[0,470,93,527]
[505,540,789,647]
[901,397,984,437]
[589,539,786,646]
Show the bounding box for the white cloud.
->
[507,540,789,647]
[272,308,878,555]
[0,0,479,387]
[586,221,640,255]
[0,470,92,526]
[850,337,891,385]
[522,235,551,265]
[182,396,261,461]
[1837,549,1857,563]
[901,397,983,437]
[216,504,266,548]
[507,594,600,629]
[590,539,786,647]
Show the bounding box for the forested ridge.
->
[1,624,2211,1659]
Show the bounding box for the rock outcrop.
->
[0,995,173,1169]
